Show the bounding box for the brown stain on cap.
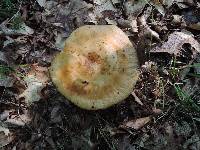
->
[50,25,139,110]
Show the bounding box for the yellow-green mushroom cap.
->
[50,25,139,110]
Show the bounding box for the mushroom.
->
[50,25,139,110]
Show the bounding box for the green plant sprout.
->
[174,83,200,112]
[169,56,180,79]
[185,63,200,78]
[0,64,28,79]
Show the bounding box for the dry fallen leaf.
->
[19,65,49,105]
[137,7,160,41]
[0,51,9,64]
[105,17,117,25]
[0,77,14,88]
[150,31,200,55]
[120,117,151,130]
[111,0,120,5]
[124,0,149,18]
[0,111,11,121]
[19,74,45,105]
[182,9,200,30]
[44,0,92,25]
[0,126,13,148]
[55,32,67,50]
[188,22,200,30]
[36,0,46,7]
[130,19,138,33]
[5,114,31,127]
[3,36,28,48]
[163,0,195,8]
[0,22,34,35]
[151,1,165,15]
[93,0,116,18]
[50,106,62,123]
[94,0,107,5]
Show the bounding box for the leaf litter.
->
[19,64,49,105]
[0,0,200,149]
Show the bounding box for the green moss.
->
[0,0,18,22]
[10,14,24,30]
[174,84,200,112]
[0,65,13,79]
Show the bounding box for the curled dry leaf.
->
[150,31,200,56]
[172,15,183,25]
[150,1,165,15]
[182,9,200,30]
[0,126,13,148]
[36,0,46,7]
[105,17,117,25]
[93,0,116,18]
[0,22,34,35]
[50,106,62,123]
[5,114,31,127]
[3,36,14,48]
[55,33,67,50]
[120,117,151,130]
[44,0,92,25]
[0,51,9,64]
[94,0,107,5]
[124,0,149,18]
[188,22,200,30]
[163,0,195,8]
[111,0,120,5]
[130,19,138,33]
[1,109,30,128]
[137,7,160,41]
[3,36,28,48]
[0,77,14,88]
[0,110,11,121]
[19,65,49,105]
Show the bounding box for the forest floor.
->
[0,0,200,149]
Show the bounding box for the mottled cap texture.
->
[50,25,139,110]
